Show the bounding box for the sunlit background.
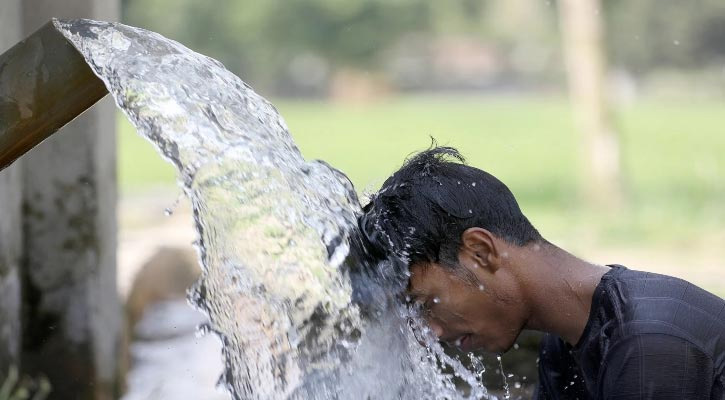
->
[119,0,725,291]
[5,1,725,399]
[111,1,724,398]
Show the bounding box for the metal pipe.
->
[0,20,108,172]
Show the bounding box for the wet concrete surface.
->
[122,299,229,400]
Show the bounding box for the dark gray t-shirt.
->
[535,265,725,400]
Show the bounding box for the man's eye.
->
[421,300,434,315]
[424,297,441,310]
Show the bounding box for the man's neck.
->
[514,241,609,346]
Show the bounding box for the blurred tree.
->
[123,0,274,88]
[123,0,435,94]
[261,1,429,67]
[485,0,560,83]
[122,0,725,96]
[604,0,725,75]
[123,0,558,94]
[558,0,623,209]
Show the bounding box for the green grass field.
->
[118,95,725,249]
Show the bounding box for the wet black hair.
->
[359,144,542,270]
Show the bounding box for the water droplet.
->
[478,284,485,291]
[432,297,441,304]
[163,191,183,216]
[497,354,511,399]
[673,39,680,45]
[468,352,486,382]
[471,182,476,187]
[513,343,519,350]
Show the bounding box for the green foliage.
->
[123,0,431,90]
[122,0,725,91]
[121,0,558,92]
[260,0,429,68]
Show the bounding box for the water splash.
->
[55,18,490,400]
[468,352,486,383]
[496,355,511,400]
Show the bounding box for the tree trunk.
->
[558,0,623,209]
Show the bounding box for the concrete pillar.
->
[20,1,120,399]
[0,0,23,373]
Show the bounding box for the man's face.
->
[407,256,526,354]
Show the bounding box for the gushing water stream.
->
[56,18,492,400]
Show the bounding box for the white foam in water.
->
[55,18,491,400]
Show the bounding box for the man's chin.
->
[474,337,513,354]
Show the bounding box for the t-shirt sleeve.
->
[599,333,714,399]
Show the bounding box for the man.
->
[359,145,725,399]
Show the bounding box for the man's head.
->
[360,145,543,353]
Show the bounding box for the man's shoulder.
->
[605,266,724,328]
[603,266,725,366]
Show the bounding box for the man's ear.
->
[460,227,500,272]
